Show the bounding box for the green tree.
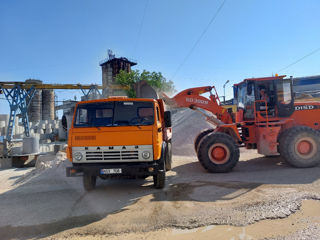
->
[115,70,175,97]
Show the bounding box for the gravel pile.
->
[171,108,212,156]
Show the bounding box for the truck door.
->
[155,104,163,148]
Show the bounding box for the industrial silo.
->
[42,89,55,120]
[26,79,42,122]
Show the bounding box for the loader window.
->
[276,80,294,117]
[236,82,255,119]
[277,81,292,104]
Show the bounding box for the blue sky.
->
[1,0,320,114]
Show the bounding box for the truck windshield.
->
[74,101,155,127]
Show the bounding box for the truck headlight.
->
[142,151,151,159]
[73,152,83,161]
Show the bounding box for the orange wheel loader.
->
[162,75,320,173]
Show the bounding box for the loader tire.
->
[194,129,214,152]
[198,132,239,173]
[279,126,320,168]
[83,174,96,191]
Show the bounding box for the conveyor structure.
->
[0,82,125,141]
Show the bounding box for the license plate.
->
[100,168,122,174]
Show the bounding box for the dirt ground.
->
[1,149,320,240]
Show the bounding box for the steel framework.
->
[0,82,126,142]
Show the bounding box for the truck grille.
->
[85,150,139,161]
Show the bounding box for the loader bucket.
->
[134,80,158,99]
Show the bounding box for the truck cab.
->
[66,97,172,190]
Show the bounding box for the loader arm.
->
[161,86,233,125]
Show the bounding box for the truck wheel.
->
[279,126,320,168]
[197,132,240,173]
[165,141,172,171]
[194,129,214,152]
[154,159,166,189]
[83,173,96,191]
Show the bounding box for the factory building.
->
[100,50,136,97]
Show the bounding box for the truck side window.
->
[76,109,88,125]
[156,107,160,123]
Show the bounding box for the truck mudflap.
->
[66,161,163,177]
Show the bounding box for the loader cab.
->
[234,76,294,121]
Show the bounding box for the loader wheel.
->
[198,132,240,173]
[83,173,96,191]
[194,129,214,152]
[165,141,172,171]
[279,126,320,168]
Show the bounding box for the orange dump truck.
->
[66,97,172,190]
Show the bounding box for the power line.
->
[171,0,227,80]
[133,0,150,58]
[278,47,320,73]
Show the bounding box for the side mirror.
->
[164,111,172,128]
[233,86,238,99]
[247,82,253,95]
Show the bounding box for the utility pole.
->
[223,80,229,104]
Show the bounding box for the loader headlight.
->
[142,151,151,159]
[73,152,83,161]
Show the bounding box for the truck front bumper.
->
[66,161,162,177]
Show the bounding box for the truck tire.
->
[279,126,320,168]
[83,173,96,191]
[194,129,214,152]
[154,159,166,189]
[197,132,240,173]
[165,141,172,171]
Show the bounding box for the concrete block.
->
[40,138,51,144]
[45,128,52,134]
[13,134,24,140]
[31,133,40,139]
[11,146,23,155]
[0,156,12,169]
[19,126,24,134]
[39,143,54,153]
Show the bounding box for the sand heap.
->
[171,108,213,156]
[14,152,69,185]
